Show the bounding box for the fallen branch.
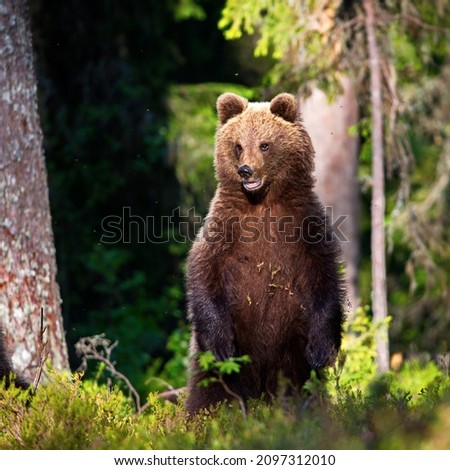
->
[75,334,143,413]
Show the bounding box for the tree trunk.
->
[301,77,360,311]
[0,0,69,382]
[364,0,389,373]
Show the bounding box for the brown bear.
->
[185,92,345,414]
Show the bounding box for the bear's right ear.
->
[217,93,248,125]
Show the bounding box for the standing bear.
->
[185,92,345,414]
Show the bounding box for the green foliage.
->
[219,0,294,59]
[0,373,134,449]
[145,327,191,392]
[173,0,206,22]
[196,351,252,388]
[3,318,447,450]
[325,307,450,416]
[219,0,345,95]
[328,306,381,395]
[1,365,450,449]
[382,359,446,409]
[386,59,450,351]
[389,23,423,80]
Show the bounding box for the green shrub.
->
[2,323,450,450]
[327,305,387,396]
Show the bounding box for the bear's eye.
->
[260,142,270,152]
[235,143,243,156]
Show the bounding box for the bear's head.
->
[214,93,314,199]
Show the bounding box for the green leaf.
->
[198,351,216,371]
[217,361,241,375]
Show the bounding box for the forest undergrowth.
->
[1,308,449,450]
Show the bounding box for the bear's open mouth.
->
[243,178,263,191]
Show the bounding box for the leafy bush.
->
[326,305,390,396]
[1,342,450,449]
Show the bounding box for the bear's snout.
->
[237,164,253,178]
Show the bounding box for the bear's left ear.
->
[270,93,298,123]
[217,93,248,125]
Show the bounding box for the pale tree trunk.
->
[301,76,360,311]
[364,0,389,373]
[0,0,69,382]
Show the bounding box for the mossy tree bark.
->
[0,0,69,381]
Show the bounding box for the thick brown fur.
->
[185,93,345,414]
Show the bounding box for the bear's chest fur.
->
[213,205,315,355]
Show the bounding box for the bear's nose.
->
[237,165,253,178]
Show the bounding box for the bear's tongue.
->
[243,179,262,190]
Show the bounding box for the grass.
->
[1,358,449,450]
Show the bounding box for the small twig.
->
[33,307,48,393]
[216,374,247,419]
[394,13,450,34]
[157,387,186,405]
[75,335,144,413]
[334,15,364,34]
[146,376,175,391]
[10,408,26,447]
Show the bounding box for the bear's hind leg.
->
[185,369,247,415]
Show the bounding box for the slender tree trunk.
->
[0,0,69,382]
[364,0,389,373]
[301,77,360,311]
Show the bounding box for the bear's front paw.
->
[306,335,338,369]
[198,330,236,362]
[213,341,236,362]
